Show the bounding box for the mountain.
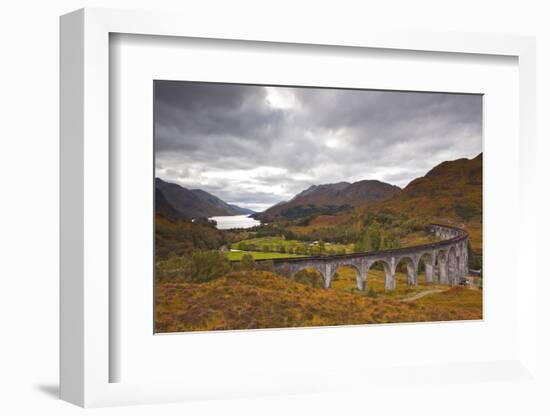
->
[256,179,401,221]
[228,204,256,215]
[155,187,183,219]
[293,182,351,202]
[155,178,255,219]
[357,153,483,254]
[364,153,482,223]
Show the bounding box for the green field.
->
[231,236,353,256]
[226,250,306,261]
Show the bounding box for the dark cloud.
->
[154,81,482,211]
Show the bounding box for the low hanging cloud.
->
[155,81,482,211]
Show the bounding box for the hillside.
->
[156,178,254,218]
[256,179,400,221]
[356,153,483,254]
[364,153,482,223]
[155,271,482,332]
[155,214,227,258]
[155,188,182,219]
[228,204,255,215]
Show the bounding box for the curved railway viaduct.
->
[255,224,469,291]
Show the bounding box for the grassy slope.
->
[415,286,482,317]
[287,214,352,236]
[155,214,227,258]
[156,271,482,332]
[364,154,483,252]
[231,236,353,254]
[226,251,306,260]
[367,154,482,220]
[398,230,436,248]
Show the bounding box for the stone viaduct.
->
[256,224,469,291]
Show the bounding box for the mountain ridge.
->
[256,179,401,221]
[363,153,482,222]
[155,178,255,219]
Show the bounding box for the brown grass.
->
[414,286,483,320]
[464,222,482,255]
[287,214,352,235]
[398,230,435,248]
[156,270,483,333]
[332,267,452,298]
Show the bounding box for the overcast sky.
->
[155,81,482,212]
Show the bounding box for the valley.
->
[155,154,483,332]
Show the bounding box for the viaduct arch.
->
[253,224,469,291]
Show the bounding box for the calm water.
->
[209,215,260,230]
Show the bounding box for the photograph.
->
[153,81,483,333]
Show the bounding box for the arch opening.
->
[395,257,417,287]
[291,267,325,289]
[331,264,363,292]
[366,260,393,293]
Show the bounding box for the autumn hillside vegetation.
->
[361,154,483,251]
[364,154,482,222]
[156,270,482,333]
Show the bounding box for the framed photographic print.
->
[60,8,539,409]
[153,80,483,334]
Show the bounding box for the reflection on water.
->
[209,215,260,230]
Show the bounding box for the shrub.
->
[189,251,230,283]
[156,254,192,281]
[295,245,307,255]
[454,202,480,221]
[155,217,227,259]
[240,253,256,271]
[256,260,275,273]
[293,269,324,288]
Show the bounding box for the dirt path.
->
[402,289,446,302]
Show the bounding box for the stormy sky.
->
[155,81,482,212]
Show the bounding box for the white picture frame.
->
[60,8,538,408]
